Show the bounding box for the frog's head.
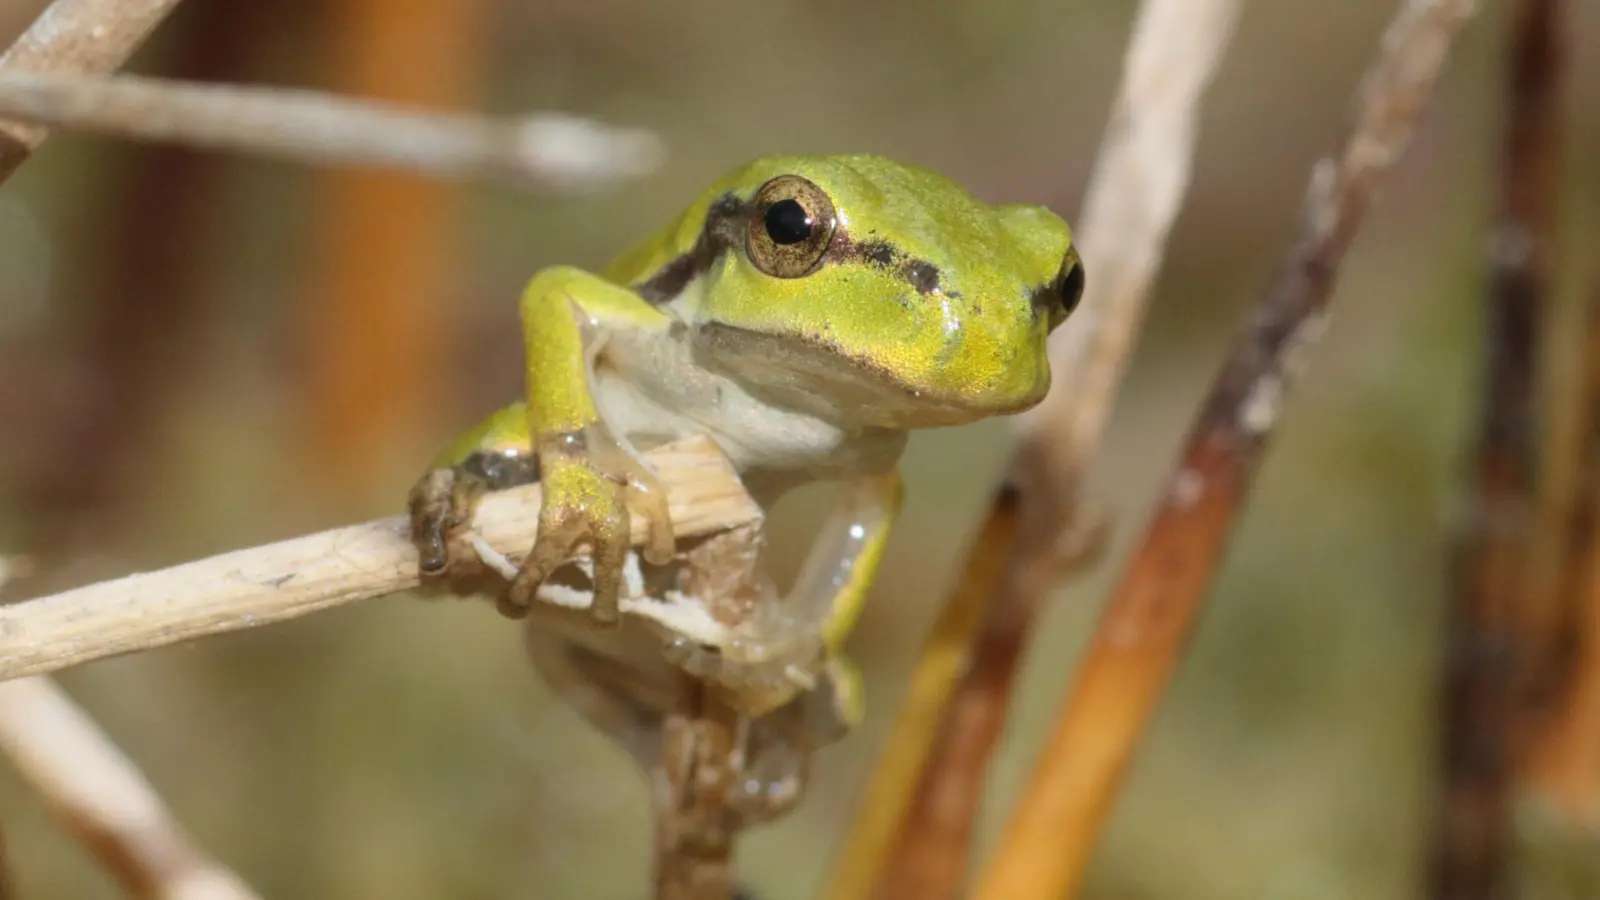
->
[622,154,1082,428]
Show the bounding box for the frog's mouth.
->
[693,323,1049,428]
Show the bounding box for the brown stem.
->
[963,3,1477,898]
[1519,279,1600,820]
[1429,0,1561,894]
[866,489,1026,900]
[652,690,739,900]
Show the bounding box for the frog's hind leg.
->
[523,626,667,765]
[666,470,902,724]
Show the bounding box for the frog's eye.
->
[1036,251,1085,330]
[747,175,837,278]
[1059,253,1086,316]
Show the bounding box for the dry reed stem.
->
[1489,0,1584,815]
[0,0,187,183]
[969,2,1477,898]
[0,675,261,899]
[1429,0,1561,893]
[0,437,760,682]
[0,71,664,192]
[830,3,1241,899]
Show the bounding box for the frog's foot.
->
[504,431,677,627]
[407,465,489,580]
[727,735,809,827]
[724,696,840,826]
[408,450,543,596]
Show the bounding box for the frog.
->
[407,153,1082,764]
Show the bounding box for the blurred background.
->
[0,0,1597,897]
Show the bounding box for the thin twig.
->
[828,3,1240,899]
[967,2,1477,898]
[0,0,188,184]
[0,674,261,899]
[0,72,664,192]
[1429,0,1561,894]
[0,437,760,682]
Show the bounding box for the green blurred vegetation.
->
[1,0,1598,898]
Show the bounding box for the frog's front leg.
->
[410,266,676,626]
[505,266,682,627]
[668,470,903,715]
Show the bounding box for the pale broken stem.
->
[827,4,1241,899]
[0,71,664,192]
[0,0,189,183]
[0,437,760,683]
[0,676,260,900]
[1020,0,1245,467]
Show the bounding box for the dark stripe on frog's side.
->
[634,193,751,304]
[460,449,540,490]
[828,234,948,297]
[633,191,973,303]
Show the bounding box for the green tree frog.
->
[408,153,1081,753]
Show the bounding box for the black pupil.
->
[764,199,814,245]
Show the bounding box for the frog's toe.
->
[504,513,583,616]
[625,480,676,567]
[505,474,632,627]
[585,514,630,627]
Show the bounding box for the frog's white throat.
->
[691,321,1017,429]
[591,328,909,502]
